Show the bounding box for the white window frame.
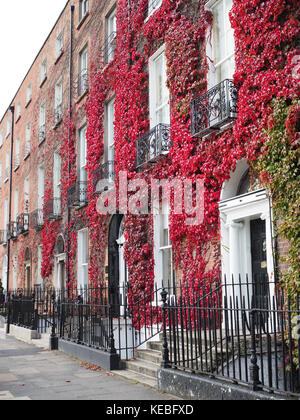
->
[79,124,87,182]
[25,122,31,158]
[105,97,115,163]
[206,0,235,87]
[55,78,63,123]
[38,165,45,211]
[153,200,174,293]
[105,7,117,63]
[79,0,89,21]
[41,59,47,83]
[78,228,89,290]
[5,152,9,182]
[56,31,64,58]
[149,45,170,129]
[6,119,10,137]
[26,83,32,105]
[15,138,20,169]
[37,245,43,288]
[147,0,163,20]
[16,103,21,120]
[24,177,30,212]
[13,189,19,222]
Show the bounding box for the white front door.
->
[116,221,127,316]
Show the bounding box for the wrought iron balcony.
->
[67,181,88,208]
[0,230,7,245]
[44,198,62,221]
[17,213,29,235]
[54,104,63,125]
[7,222,18,241]
[93,161,115,193]
[191,79,238,138]
[78,69,88,97]
[38,125,46,145]
[136,123,171,169]
[29,209,44,231]
[104,32,116,64]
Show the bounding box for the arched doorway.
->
[24,248,32,291]
[108,214,125,317]
[219,159,275,309]
[54,235,66,290]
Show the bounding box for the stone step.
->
[122,359,159,379]
[114,369,157,389]
[134,349,162,365]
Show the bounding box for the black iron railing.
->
[67,181,88,207]
[44,198,62,221]
[78,69,88,97]
[191,79,238,137]
[136,123,171,168]
[29,209,44,231]
[161,277,300,398]
[93,161,115,193]
[104,32,116,64]
[17,213,29,235]
[7,222,18,241]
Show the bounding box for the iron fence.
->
[161,277,300,398]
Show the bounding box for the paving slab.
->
[0,331,177,401]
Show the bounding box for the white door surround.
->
[219,160,276,305]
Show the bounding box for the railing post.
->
[50,291,58,350]
[31,291,37,330]
[161,288,171,369]
[6,292,11,334]
[18,292,23,326]
[77,295,83,344]
[108,300,117,355]
[249,308,261,391]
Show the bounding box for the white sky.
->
[0,0,67,120]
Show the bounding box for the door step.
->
[115,344,162,389]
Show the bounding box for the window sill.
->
[40,77,47,88]
[55,50,64,65]
[76,89,89,104]
[14,165,20,172]
[6,133,10,139]
[53,119,63,130]
[4,178,9,184]
[77,12,89,30]
[25,99,32,109]
[38,137,46,147]
[145,6,161,24]
[24,153,30,161]
[15,115,21,124]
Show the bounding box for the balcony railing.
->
[93,161,115,193]
[38,125,46,145]
[104,32,116,64]
[136,123,171,169]
[78,69,88,97]
[44,198,62,221]
[67,181,88,207]
[29,209,44,231]
[7,222,18,241]
[17,213,29,235]
[0,230,7,245]
[191,79,238,138]
[54,104,63,125]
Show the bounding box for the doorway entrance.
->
[24,248,32,291]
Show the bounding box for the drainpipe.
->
[6,105,15,293]
[66,4,75,288]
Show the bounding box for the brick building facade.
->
[0,0,297,300]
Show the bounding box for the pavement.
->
[0,329,176,401]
